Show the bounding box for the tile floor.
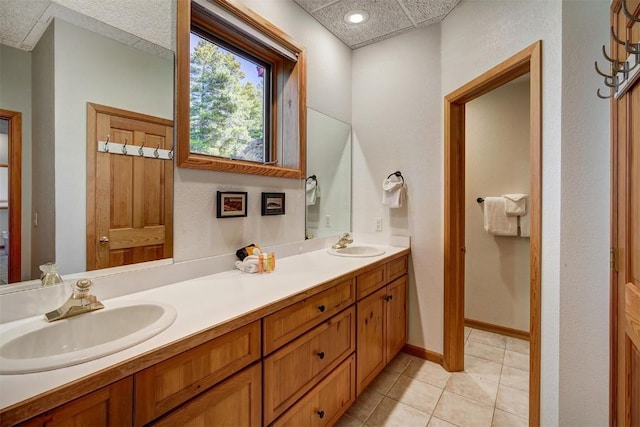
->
[336,327,529,427]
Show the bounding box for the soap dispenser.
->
[40,262,63,286]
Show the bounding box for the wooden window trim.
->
[177,0,306,179]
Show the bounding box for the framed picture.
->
[261,192,285,216]
[216,191,248,218]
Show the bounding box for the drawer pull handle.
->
[318,304,326,313]
[317,351,325,360]
[385,295,393,302]
[317,410,325,419]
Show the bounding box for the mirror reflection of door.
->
[86,103,173,271]
[0,110,22,284]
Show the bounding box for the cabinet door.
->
[151,363,261,427]
[356,287,387,396]
[386,275,408,362]
[272,355,356,427]
[135,321,261,425]
[19,378,132,427]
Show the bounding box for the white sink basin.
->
[0,301,176,374]
[328,245,386,257]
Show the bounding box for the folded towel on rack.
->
[382,176,405,208]
[483,197,518,236]
[502,194,528,216]
[519,212,530,237]
[306,178,319,206]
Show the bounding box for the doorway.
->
[0,109,22,284]
[443,41,542,425]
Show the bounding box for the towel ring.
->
[387,171,404,183]
[306,175,317,182]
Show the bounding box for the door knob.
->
[99,236,109,244]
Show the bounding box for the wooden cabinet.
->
[4,251,410,427]
[18,378,132,427]
[264,307,355,424]
[151,363,262,427]
[272,355,356,427]
[134,320,261,426]
[356,274,408,395]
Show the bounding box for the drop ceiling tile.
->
[0,0,50,46]
[312,0,413,48]
[294,0,341,13]
[399,0,459,25]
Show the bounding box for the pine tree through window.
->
[189,31,272,163]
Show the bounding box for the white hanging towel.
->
[483,197,518,236]
[519,212,531,237]
[306,179,319,206]
[382,176,405,208]
[502,193,528,216]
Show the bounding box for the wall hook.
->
[597,88,613,99]
[154,144,160,158]
[602,45,623,67]
[611,26,626,45]
[121,139,128,155]
[103,134,110,152]
[622,0,640,23]
[138,140,145,156]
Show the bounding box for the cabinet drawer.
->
[263,278,354,355]
[264,307,355,424]
[272,354,356,427]
[134,320,261,426]
[356,265,386,299]
[386,255,408,283]
[151,363,261,427]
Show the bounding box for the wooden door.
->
[611,2,640,425]
[356,286,386,396]
[385,275,408,362]
[151,363,261,427]
[19,378,132,427]
[87,103,173,270]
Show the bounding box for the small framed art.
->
[261,192,285,216]
[217,191,248,218]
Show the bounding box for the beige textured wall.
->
[464,77,530,332]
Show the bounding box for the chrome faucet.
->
[44,279,104,322]
[332,232,353,249]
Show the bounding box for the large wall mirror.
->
[305,109,351,239]
[0,3,174,293]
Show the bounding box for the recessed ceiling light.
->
[344,10,369,24]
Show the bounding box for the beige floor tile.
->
[468,329,507,349]
[464,355,503,384]
[505,337,530,355]
[445,372,499,406]
[387,375,443,414]
[385,352,414,374]
[503,350,529,371]
[335,414,364,427]
[404,358,452,388]
[346,389,385,422]
[465,327,472,340]
[465,340,505,365]
[433,391,494,427]
[365,397,431,427]
[500,365,529,392]
[428,416,458,427]
[491,409,528,426]
[496,384,529,419]
[368,369,401,395]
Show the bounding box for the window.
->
[189,30,271,163]
[177,0,306,179]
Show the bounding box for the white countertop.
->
[0,244,408,412]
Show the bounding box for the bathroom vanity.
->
[0,246,409,426]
